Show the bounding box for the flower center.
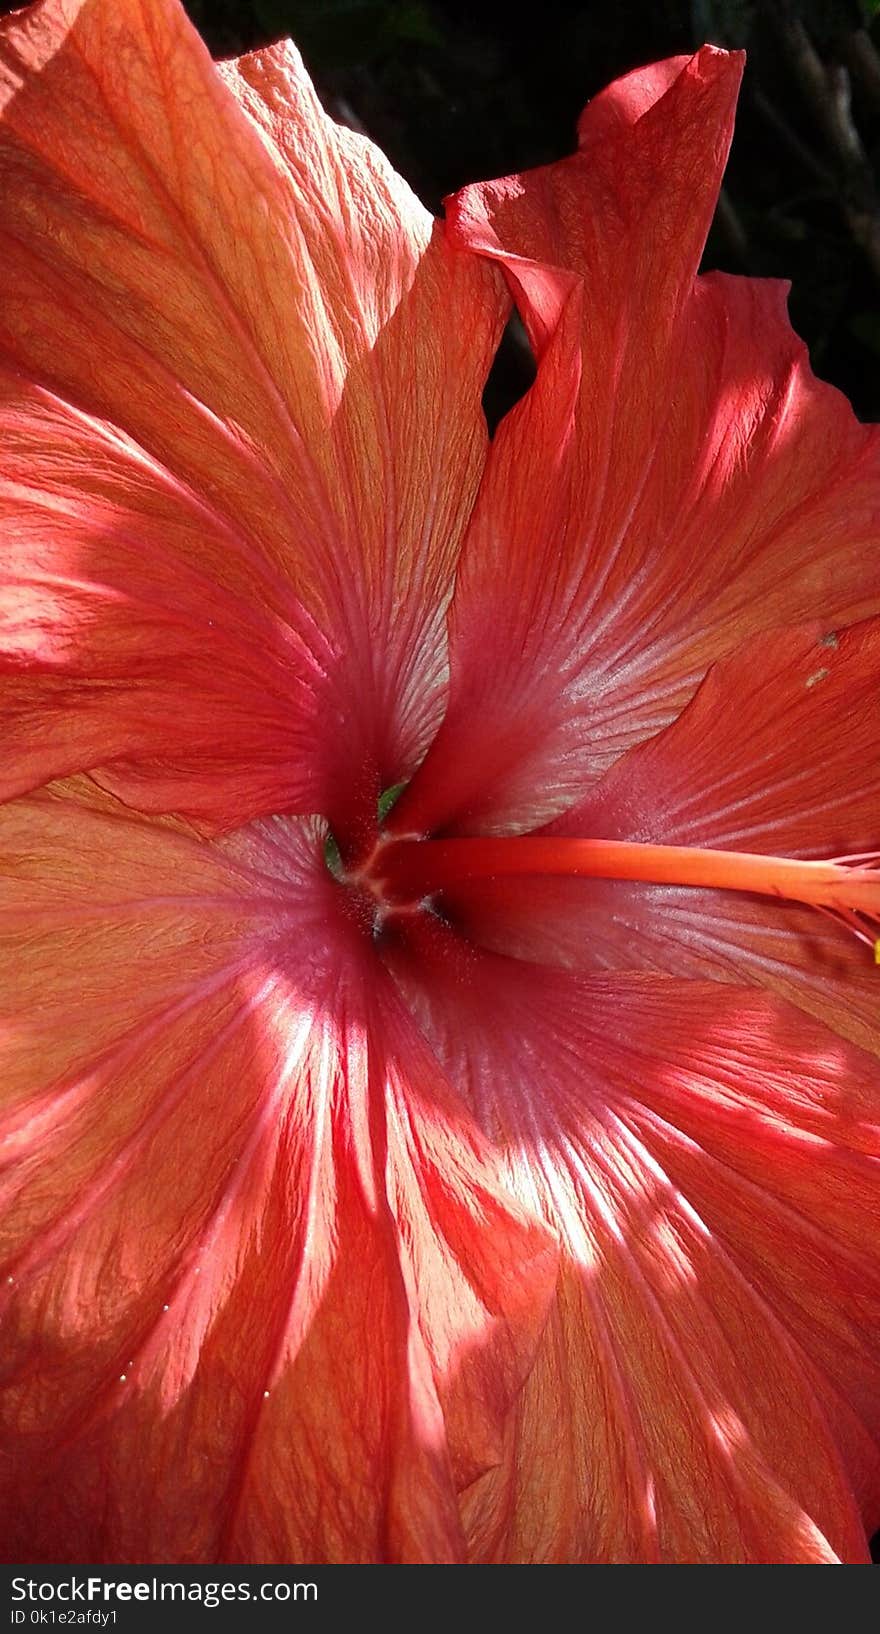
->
[369,835,880,960]
[324,781,417,935]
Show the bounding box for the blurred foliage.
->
[184,0,880,422]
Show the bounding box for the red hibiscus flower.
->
[1,0,879,1565]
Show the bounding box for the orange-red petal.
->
[0,0,505,834]
[394,49,880,838]
[388,923,880,1560]
[451,619,880,1063]
[0,787,555,1562]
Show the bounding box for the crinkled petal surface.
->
[0,785,557,1563]
[393,48,880,838]
[387,921,880,1561]
[0,0,506,840]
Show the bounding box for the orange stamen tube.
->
[376,837,880,949]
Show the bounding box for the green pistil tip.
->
[377,781,407,823]
[324,829,344,880]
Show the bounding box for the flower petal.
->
[0,788,555,1562]
[389,924,880,1560]
[394,49,880,838]
[450,619,880,1061]
[0,0,505,834]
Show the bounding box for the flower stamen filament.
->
[376,837,880,956]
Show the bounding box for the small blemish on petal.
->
[805,667,829,688]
